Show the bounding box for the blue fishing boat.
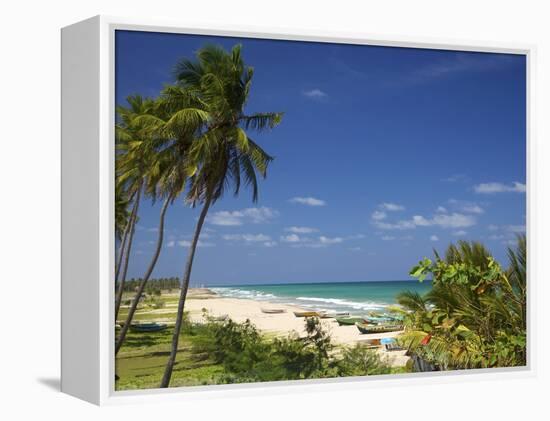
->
[129,322,167,333]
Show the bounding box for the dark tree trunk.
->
[160,197,212,388]
[114,187,142,321]
[115,196,171,355]
[115,191,137,283]
[115,220,130,284]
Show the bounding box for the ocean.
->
[211,281,432,316]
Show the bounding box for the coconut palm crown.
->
[160,44,283,388]
[174,44,283,206]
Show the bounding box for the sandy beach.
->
[182,289,410,367]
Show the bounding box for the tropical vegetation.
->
[116,312,392,390]
[114,44,283,386]
[396,235,527,371]
[114,42,527,390]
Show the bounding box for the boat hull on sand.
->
[293,311,324,318]
[320,312,350,319]
[356,323,403,334]
[335,317,366,326]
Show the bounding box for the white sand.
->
[184,294,410,367]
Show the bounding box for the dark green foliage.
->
[337,344,392,377]
[189,316,391,384]
[122,277,181,292]
[117,311,394,390]
[401,235,527,370]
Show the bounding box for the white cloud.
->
[430,235,439,241]
[412,215,431,226]
[461,204,484,214]
[263,241,277,247]
[319,236,343,245]
[431,213,476,228]
[452,230,468,236]
[373,212,476,230]
[380,203,405,211]
[302,88,328,99]
[171,240,215,248]
[371,210,387,221]
[370,204,407,228]
[348,247,362,252]
[208,207,278,226]
[285,226,318,234]
[280,234,303,243]
[474,182,526,194]
[373,220,416,230]
[284,235,344,248]
[381,236,395,241]
[243,207,279,223]
[208,210,243,226]
[289,197,326,207]
[436,206,448,213]
[222,233,271,242]
[448,199,484,214]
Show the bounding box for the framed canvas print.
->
[61,16,533,405]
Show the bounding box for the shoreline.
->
[184,289,410,367]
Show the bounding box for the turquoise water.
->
[211,281,432,316]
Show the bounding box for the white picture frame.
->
[61,15,536,406]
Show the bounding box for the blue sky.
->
[115,30,526,285]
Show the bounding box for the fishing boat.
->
[293,311,325,318]
[335,316,366,326]
[129,322,168,333]
[320,311,350,319]
[261,308,286,314]
[364,316,394,324]
[355,323,403,334]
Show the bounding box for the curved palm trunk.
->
[115,196,171,355]
[114,187,142,321]
[160,197,212,388]
[115,222,130,283]
[115,191,137,282]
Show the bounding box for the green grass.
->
[118,311,179,322]
[116,324,224,390]
[115,297,412,390]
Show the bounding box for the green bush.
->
[187,316,391,383]
[336,344,392,377]
[402,236,527,370]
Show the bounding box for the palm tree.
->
[115,86,206,354]
[401,237,527,369]
[160,44,283,388]
[506,234,527,330]
[114,187,134,283]
[114,95,160,320]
